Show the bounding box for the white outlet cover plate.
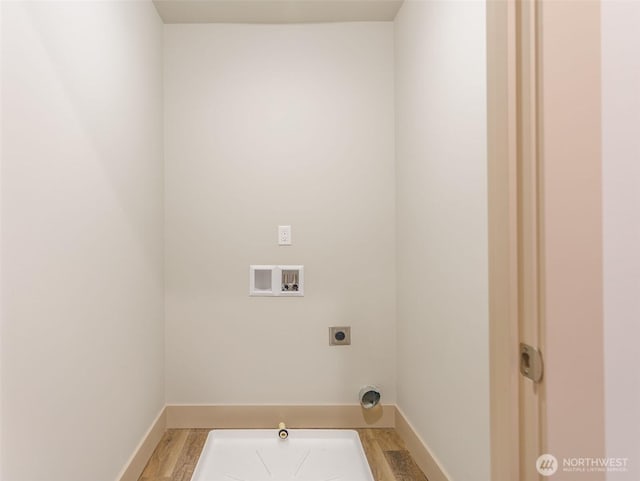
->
[191,429,374,481]
[278,225,292,245]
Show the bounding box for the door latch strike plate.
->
[520,343,543,383]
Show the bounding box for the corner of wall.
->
[394,407,451,481]
[116,407,167,481]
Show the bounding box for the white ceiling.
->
[153,0,404,24]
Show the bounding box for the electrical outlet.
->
[278,225,291,246]
[329,326,351,346]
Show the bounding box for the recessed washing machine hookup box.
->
[249,265,304,297]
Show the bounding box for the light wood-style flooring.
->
[138,428,428,481]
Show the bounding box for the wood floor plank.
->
[383,450,429,481]
[140,429,189,478]
[370,428,406,451]
[173,429,208,469]
[171,430,208,481]
[172,463,197,481]
[357,429,398,481]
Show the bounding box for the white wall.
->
[164,23,396,404]
[394,2,489,480]
[602,2,640,480]
[0,2,164,481]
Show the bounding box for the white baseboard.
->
[115,406,167,481]
[165,404,395,429]
[394,406,450,481]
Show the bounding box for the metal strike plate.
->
[520,343,543,382]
